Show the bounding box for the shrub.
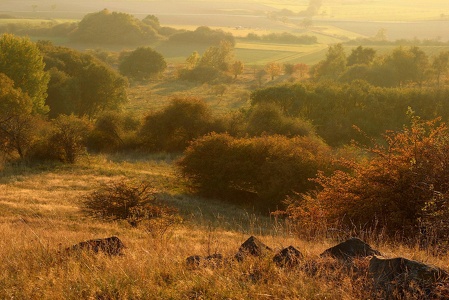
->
[283,116,449,238]
[246,103,316,137]
[118,47,166,80]
[177,133,331,209]
[83,180,180,231]
[49,114,92,163]
[139,97,215,152]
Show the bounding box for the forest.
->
[2,3,449,299]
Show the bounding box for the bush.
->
[50,114,92,163]
[246,103,316,137]
[177,133,331,209]
[87,111,140,152]
[83,180,180,231]
[118,47,166,80]
[139,97,216,152]
[283,117,449,238]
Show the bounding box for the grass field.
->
[1,153,448,299]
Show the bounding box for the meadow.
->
[2,152,449,299]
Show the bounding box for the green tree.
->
[432,51,449,87]
[199,40,234,71]
[312,43,347,80]
[231,60,244,79]
[71,9,159,45]
[347,46,376,66]
[0,34,49,114]
[0,74,38,159]
[119,47,167,80]
[50,114,92,163]
[38,41,128,118]
[384,46,430,86]
[139,97,215,152]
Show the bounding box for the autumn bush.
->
[283,116,449,240]
[177,133,331,209]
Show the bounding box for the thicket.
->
[283,117,449,242]
[70,9,160,45]
[139,97,218,152]
[312,44,448,88]
[246,32,317,44]
[177,133,331,209]
[250,81,449,146]
[168,26,235,46]
[38,41,128,119]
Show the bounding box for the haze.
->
[1,0,449,40]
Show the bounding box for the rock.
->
[67,236,125,256]
[235,236,272,262]
[273,245,303,267]
[320,237,381,260]
[369,256,449,290]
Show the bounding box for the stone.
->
[369,255,449,288]
[273,245,303,267]
[66,236,125,256]
[235,236,272,262]
[320,237,381,260]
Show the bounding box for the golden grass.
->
[1,154,448,299]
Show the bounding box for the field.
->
[2,153,449,299]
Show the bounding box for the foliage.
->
[119,47,167,80]
[283,117,449,238]
[71,9,159,44]
[265,62,283,80]
[231,60,244,79]
[49,114,92,163]
[87,111,140,153]
[250,81,449,146]
[246,103,316,138]
[311,43,347,81]
[245,32,317,44]
[38,41,128,118]
[177,133,331,209]
[139,97,216,152]
[168,26,235,46]
[0,74,39,159]
[0,33,49,114]
[199,40,234,72]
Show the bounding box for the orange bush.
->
[284,117,449,237]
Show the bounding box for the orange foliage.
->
[285,116,449,237]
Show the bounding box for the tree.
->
[347,46,376,66]
[199,40,234,71]
[432,51,449,87]
[119,47,167,80]
[50,114,91,163]
[139,97,215,152]
[284,63,296,76]
[186,51,200,69]
[265,62,283,80]
[231,60,244,79]
[312,43,347,80]
[295,63,309,79]
[384,46,430,86]
[0,74,38,159]
[38,41,128,118]
[71,9,159,45]
[0,34,49,114]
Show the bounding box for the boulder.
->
[369,256,448,289]
[67,236,125,256]
[273,245,303,267]
[320,237,381,260]
[235,236,272,262]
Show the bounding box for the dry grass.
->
[1,154,448,299]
